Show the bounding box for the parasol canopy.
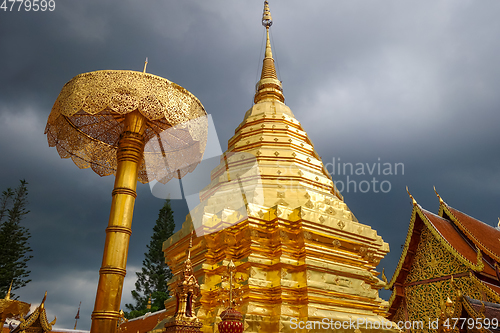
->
[45,70,208,184]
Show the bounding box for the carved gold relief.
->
[406,227,467,284]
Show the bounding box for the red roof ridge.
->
[420,209,484,271]
[439,200,500,263]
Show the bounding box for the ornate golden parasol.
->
[45,68,207,333]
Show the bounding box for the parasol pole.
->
[90,110,147,333]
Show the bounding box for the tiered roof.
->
[387,191,500,317]
[11,292,56,333]
[460,296,500,332]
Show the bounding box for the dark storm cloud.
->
[1,0,500,329]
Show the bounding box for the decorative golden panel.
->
[405,227,468,284]
[405,276,482,333]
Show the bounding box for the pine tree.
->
[125,199,176,319]
[0,180,33,299]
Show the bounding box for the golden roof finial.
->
[381,268,388,284]
[254,1,284,104]
[406,186,418,206]
[143,57,148,73]
[5,280,13,300]
[497,217,500,228]
[40,291,47,309]
[147,294,152,310]
[434,186,444,205]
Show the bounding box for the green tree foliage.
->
[0,180,33,299]
[124,199,176,319]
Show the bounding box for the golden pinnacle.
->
[262,1,273,28]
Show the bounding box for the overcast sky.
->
[1,0,500,330]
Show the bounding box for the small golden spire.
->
[187,230,194,260]
[406,186,418,206]
[434,186,444,204]
[254,1,284,104]
[5,280,13,300]
[143,57,148,73]
[262,1,273,59]
[497,217,500,228]
[74,301,81,330]
[228,261,236,308]
[147,294,152,310]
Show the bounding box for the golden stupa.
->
[162,2,397,332]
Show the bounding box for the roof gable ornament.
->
[406,186,418,206]
[434,186,444,205]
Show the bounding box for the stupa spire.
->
[254,1,285,104]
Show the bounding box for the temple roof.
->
[461,296,500,333]
[11,292,56,333]
[387,205,487,290]
[387,192,500,317]
[424,210,488,272]
[441,203,500,263]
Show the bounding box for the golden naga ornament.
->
[45,63,208,333]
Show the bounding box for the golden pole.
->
[90,110,147,333]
